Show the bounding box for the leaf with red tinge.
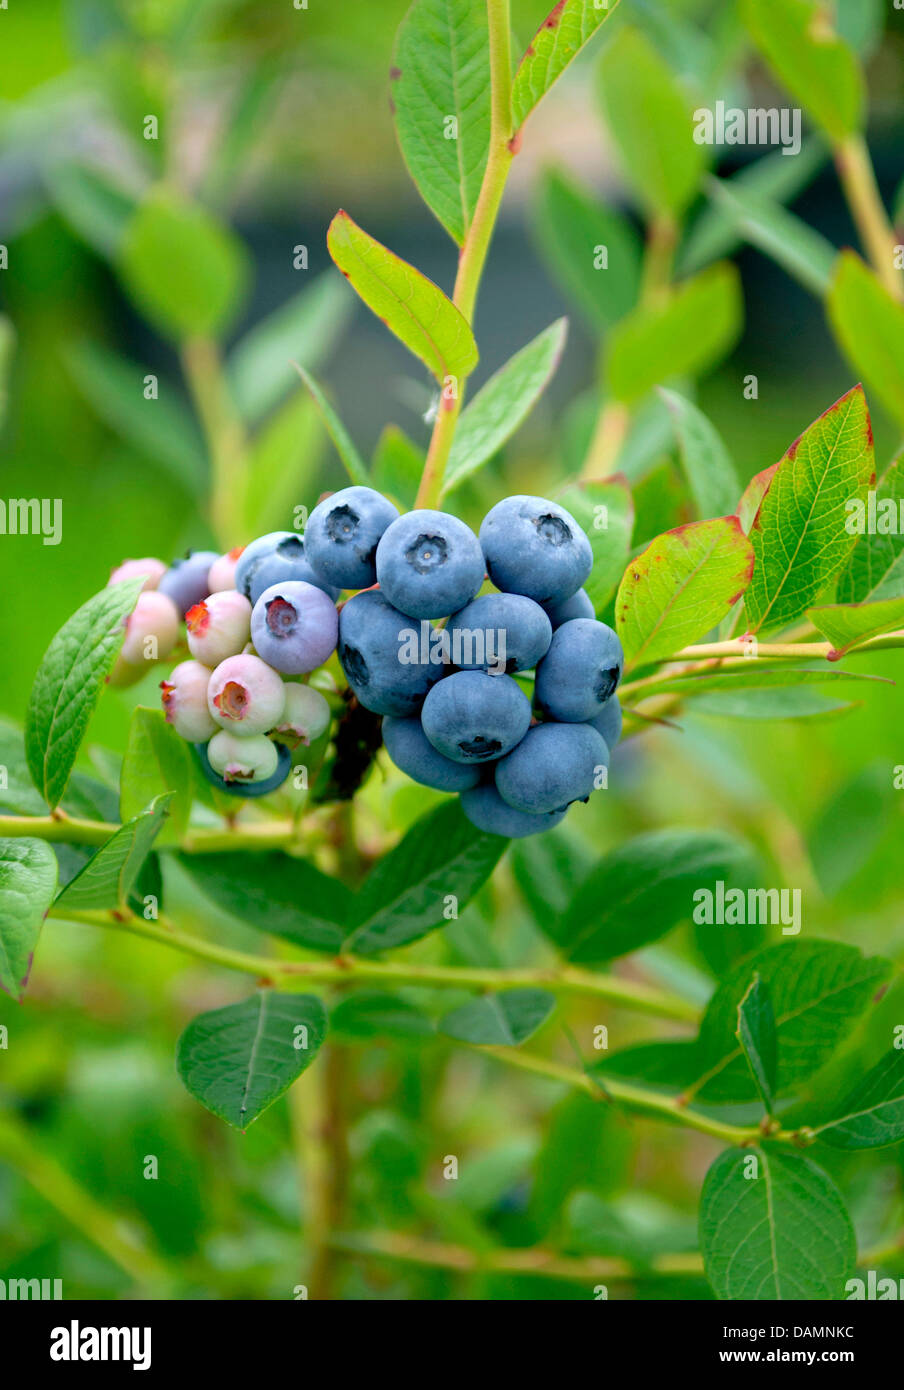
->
[327,210,478,383]
[808,595,904,658]
[736,461,779,534]
[615,516,754,667]
[744,385,875,635]
[512,0,622,132]
[0,838,58,1002]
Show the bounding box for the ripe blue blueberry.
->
[587,694,623,751]
[479,495,591,605]
[446,593,552,673]
[420,670,531,764]
[542,587,594,629]
[382,716,481,792]
[196,739,291,798]
[495,722,608,815]
[338,589,441,716]
[460,783,567,839]
[235,532,339,605]
[158,550,219,616]
[250,581,339,675]
[304,486,400,591]
[535,618,624,722]
[375,509,484,619]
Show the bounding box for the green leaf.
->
[43,158,136,259]
[700,1147,856,1300]
[0,722,47,817]
[65,340,206,496]
[118,189,250,340]
[615,516,754,667]
[512,0,621,131]
[808,764,893,896]
[606,263,743,405]
[176,991,327,1130]
[745,385,875,635]
[659,388,740,520]
[529,1092,631,1233]
[291,364,370,487]
[0,316,13,432]
[838,456,904,602]
[596,24,706,220]
[53,794,172,912]
[372,425,425,509]
[329,992,435,1041]
[391,0,491,245]
[327,210,478,383]
[226,274,354,424]
[827,253,904,432]
[26,579,145,809]
[533,167,642,332]
[0,839,58,1001]
[702,177,836,298]
[120,707,193,845]
[439,988,555,1045]
[736,461,779,534]
[347,800,507,956]
[442,319,568,496]
[552,828,760,964]
[179,852,351,954]
[742,0,863,142]
[557,479,634,614]
[241,389,324,535]
[736,974,777,1113]
[817,1050,904,1149]
[808,596,904,658]
[511,827,595,926]
[685,687,858,722]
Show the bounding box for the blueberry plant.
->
[2,0,904,1302]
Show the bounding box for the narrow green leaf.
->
[736,462,779,534]
[439,989,555,1046]
[659,388,740,520]
[817,1050,904,1149]
[736,974,777,1113]
[703,177,836,297]
[808,765,893,896]
[606,263,743,405]
[512,0,622,132]
[372,425,425,510]
[742,0,863,142]
[615,516,754,668]
[54,794,172,911]
[442,318,568,495]
[700,1147,856,1300]
[745,385,875,635]
[120,707,193,845]
[687,686,858,721]
[43,158,136,260]
[291,364,370,487]
[0,722,47,817]
[529,1093,631,1233]
[391,0,491,245]
[0,839,58,1001]
[177,991,327,1130]
[827,253,904,432]
[511,827,595,927]
[327,210,478,383]
[557,479,634,614]
[26,579,145,809]
[0,316,13,432]
[242,389,324,534]
[330,992,435,1041]
[809,596,904,657]
[179,852,351,954]
[838,456,904,602]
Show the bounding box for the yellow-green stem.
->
[182,335,249,546]
[835,135,902,299]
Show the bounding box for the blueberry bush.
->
[1,0,904,1302]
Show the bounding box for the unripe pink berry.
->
[186,590,252,667]
[110,592,180,685]
[160,660,217,742]
[272,683,331,749]
[207,654,285,736]
[108,557,168,592]
[208,547,245,594]
[207,730,278,784]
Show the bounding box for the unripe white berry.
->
[186,590,252,667]
[207,730,278,784]
[272,683,331,748]
[110,591,181,685]
[108,557,167,592]
[207,654,286,736]
[160,660,217,742]
[208,547,244,594]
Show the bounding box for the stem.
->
[640,213,677,307]
[181,335,249,546]
[835,135,902,299]
[0,813,299,852]
[580,400,630,481]
[300,1045,351,1300]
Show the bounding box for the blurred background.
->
[1,0,903,1300]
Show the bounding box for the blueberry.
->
[587,694,623,750]
[460,784,567,839]
[304,486,400,591]
[376,509,484,619]
[446,594,552,673]
[542,587,594,629]
[271,683,332,749]
[421,670,531,764]
[495,721,608,814]
[235,532,339,605]
[208,730,279,784]
[479,495,591,605]
[109,591,181,687]
[383,716,481,792]
[535,618,624,722]
[158,550,219,616]
[108,557,167,592]
[337,589,442,716]
[160,659,217,742]
[250,580,338,675]
[186,590,252,667]
[207,547,245,594]
[196,739,291,798]
[207,654,286,735]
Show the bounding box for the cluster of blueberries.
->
[109,487,623,834]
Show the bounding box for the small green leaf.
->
[442,318,568,496]
[616,516,754,668]
[291,364,370,487]
[391,0,491,245]
[177,991,327,1130]
[557,479,634,614]
[119,189,250,340]
[120,708,193,845]
[330,992,435,1041]
[26,579,145,809]
[808,595,904,658]
[53,794,172,912]
[180,852,351,954]
[703,177,836,298]
[439,989,555,1046]
[827,254,904,432]
[736,461,779,534]
[659,388,740,521]
[606,263,743,405]
[372,425,425,510]
[512,0,622,132]
[242,389,324,535]
[700,1147,856,1300]
[838,456,904,602]
[736,974,777,1113]
[742,0,863,142]
[43,158,136,259]
[327,210,478,383]
[0,839,58,1001]
[817,1050,904,1149]
[745,385,875,635]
